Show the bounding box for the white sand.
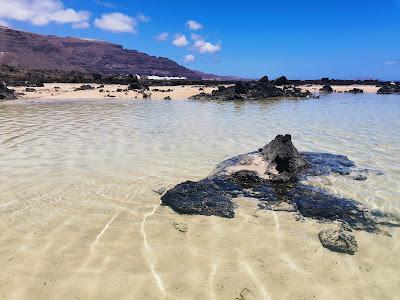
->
[12,83,220,101]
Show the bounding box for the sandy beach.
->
[9,83,381,102]
[11,83,220,101]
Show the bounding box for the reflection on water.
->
[0,94,399,299]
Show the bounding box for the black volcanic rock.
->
[320,85,334,93]
[0,82,17,100]
[0,26,200,79]
[274,76,289,86]
[191,76,312,101]
[161,135,399,252]
[346,88,364,94]
[260,134,308,182]
[377,84,400,94]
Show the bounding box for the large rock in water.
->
[0,82,17,100]
[161,134,400,253]
[260,134,308,181]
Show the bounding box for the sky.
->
[0,0,399,80]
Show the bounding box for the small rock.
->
[318,229,358,254]
[172,222,188,233]
[152,186,166,195]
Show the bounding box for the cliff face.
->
[0,26,200,79]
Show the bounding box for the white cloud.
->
[0,0,90,28]
[186,20,202,30]
[184,54,195,63]
[94,12,137,33]
[155,32,169,41]
[193,39,221,53]
[172,34,189,47]
[384,60,399,65]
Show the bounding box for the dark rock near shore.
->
[318,229,358,255]
[0,82,17,100]
[274,76,289,86]
[74,84,95,91]
[346,88,364,94]
[25,87,36,92]
[320,85,334,93]
[377,84,400,94]
[191,76,312,101]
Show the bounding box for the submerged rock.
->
[318,229,358,255]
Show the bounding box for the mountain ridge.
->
[0,26,212,79]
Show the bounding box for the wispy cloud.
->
[155,32,169,41]
[184,54,195,63]
[136,13,150,23]
[384,60,400,65]
[172,34,189,47]
[186,20,202,30]
[95,0,116,8]
[94,12,137,33]
[0,0,90,29]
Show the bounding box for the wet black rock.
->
[162,180,235,218]
[377,84,400,94]
[161,134,399,252]
[164,96,171,100]
[0,82,17,100]
[190,76,312,101]
[318,229,358,255]
[260,134,308,182]
[74,84,95,91]
[347,88,363,94]
[320,85,334,93]
[25,87,36,92]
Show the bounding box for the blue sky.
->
[1,0,400,80]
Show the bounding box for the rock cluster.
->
[346,88,363,94]
[377,84,400,94]
[0,82,17,100]
[191,76,312,101]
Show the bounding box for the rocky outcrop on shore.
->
[377,83,400,94]
[0,82,17,100]
[191,76,312,100]
[161,134,399,254]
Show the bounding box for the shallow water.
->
[0,94,399,299]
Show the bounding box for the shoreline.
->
[6,83,381,102]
